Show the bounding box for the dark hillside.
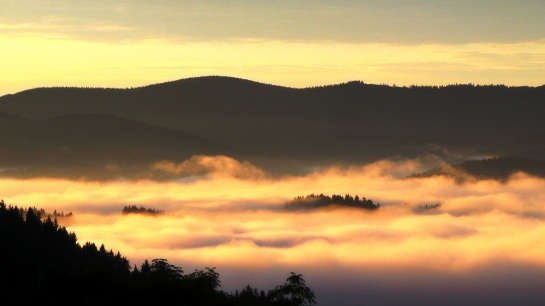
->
[485,133,545,160]
[1,77,545,175]
[410,157,545,181]
[0,112,230,180]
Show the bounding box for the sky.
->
[1,0,545,96]
[3,155,545,305]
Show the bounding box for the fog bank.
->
[2,156,545,305]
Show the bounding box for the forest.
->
[0,200,315,305]
[122,205,164,215]
[285,194,380,210]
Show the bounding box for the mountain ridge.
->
[0,112,231,180]
[1,76,545,178]
[3,76,545,98]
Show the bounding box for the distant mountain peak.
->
[135,75,292,92]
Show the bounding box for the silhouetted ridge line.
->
[6,77,544,97]
[136,75,293,91]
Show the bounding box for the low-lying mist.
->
[2,155,545,305]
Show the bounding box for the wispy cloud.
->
[152,155,268,180]
[3,1,544,44]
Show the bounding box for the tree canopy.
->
[0,200,315,305]
[285,193,380,210]
[122,205,164,215]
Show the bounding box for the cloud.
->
[2,156,545,304]
[152,155,268,179]
[3,1,545,44]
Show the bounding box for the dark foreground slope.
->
[0,201,315,306]
[1,77,545,177]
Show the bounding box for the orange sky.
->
[1,1,544,95]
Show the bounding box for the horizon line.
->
[3,75,544,97]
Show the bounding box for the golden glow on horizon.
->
[1,35,545,96]
[2,156,545,279]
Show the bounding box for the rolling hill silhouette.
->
[0,112,229,180]
[1,76,545,179]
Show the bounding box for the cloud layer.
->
[2,155,545,305]
[3,1,545,44]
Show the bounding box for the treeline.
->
[15,206,73,218]
[412,203,442,213]
[285,193,380,210]
[418,203,441,210]
[0,200,315,305]
[308,81,513,90]
[122,205,164,215]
